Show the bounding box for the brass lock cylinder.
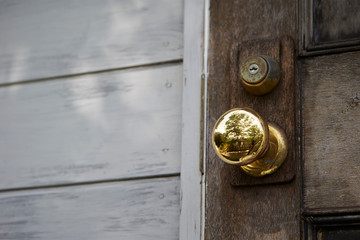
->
[240,55,281,95]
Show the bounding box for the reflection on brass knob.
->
[212,108,287,177]
[240,56,281,95]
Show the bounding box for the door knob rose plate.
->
[212,108,288,177]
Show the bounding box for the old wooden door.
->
[205,0,360,239]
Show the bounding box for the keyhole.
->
[248,64,259,75]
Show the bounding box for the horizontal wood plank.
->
[0,0,183,84]
[0,64,182,190]
[0,177,180,240]
[302,51,360,210]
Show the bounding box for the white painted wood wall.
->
[0,0,188,239]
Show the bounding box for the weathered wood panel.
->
[0,64,182,190]
[302,51,360,211]
[300,0,360,55]
[206,0,300,239]
[0,0,183,84]
[312,0,360,43]
[0,177,180,240]
[304,213,360,240]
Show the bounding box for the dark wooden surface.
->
[206,0,300,239]
[313,0,360,42]
[302,52,360,211]
[300,0,360,55]
[304,213,360,240]
[229,37,295,186]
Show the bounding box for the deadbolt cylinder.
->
[240,55,281,95]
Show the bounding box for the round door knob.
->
[212,108,288,177]
[240,55,281,95]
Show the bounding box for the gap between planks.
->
[0,172,180,194]
[0,59,183,88]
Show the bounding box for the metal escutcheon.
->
[212,108,288,177]
[240,55,281,95]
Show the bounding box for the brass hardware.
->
[240,56,281,95]
[212,108,288,177]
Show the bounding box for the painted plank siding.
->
[0,0,183,84]
[0,177,180,240]
[0,0,185,238]
[0,64,182,190]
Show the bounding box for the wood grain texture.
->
[0,177,180,240]
[300,0,360,55]
[302,51,360,211]
[205,0,300,239]
[179,0,204,239]
[312,0,360,43]
[0,64,182,190]
[0,0,183,84]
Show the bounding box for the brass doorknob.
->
[212,108,288,177]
